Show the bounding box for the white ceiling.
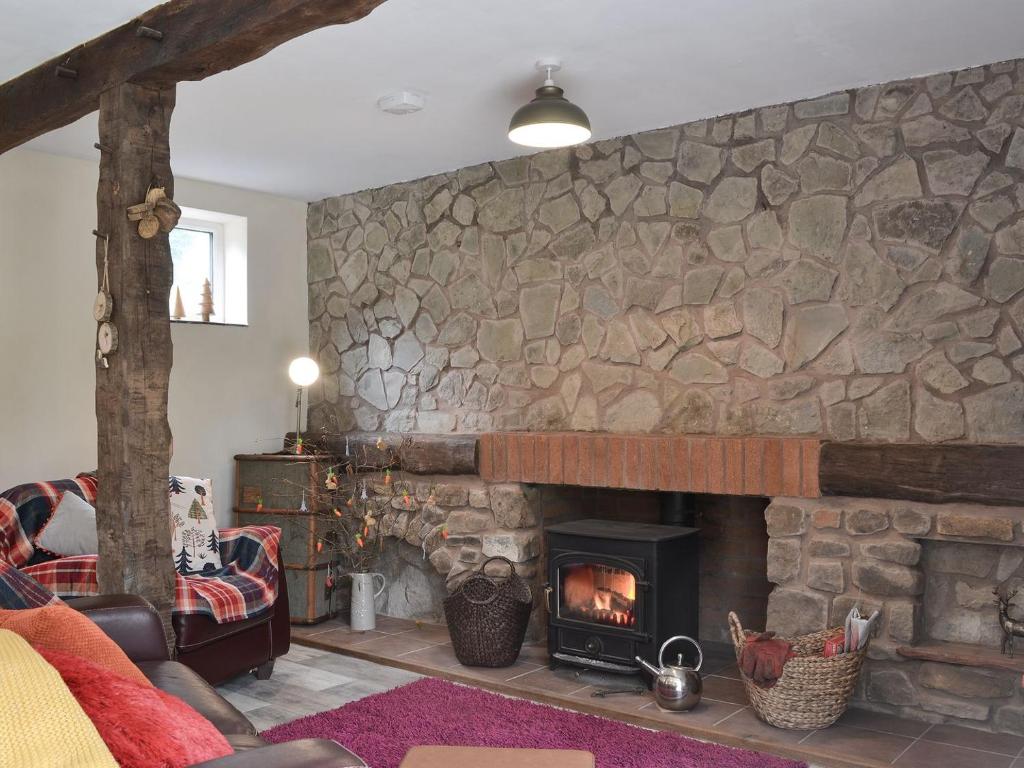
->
[5,0,1024,202]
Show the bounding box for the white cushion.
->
[35,492,98,557]
[169,476,222,574]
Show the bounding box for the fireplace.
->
[545,519,699,673]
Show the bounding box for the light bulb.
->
[288,356,320,387]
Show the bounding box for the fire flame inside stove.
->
[560,564,637,628]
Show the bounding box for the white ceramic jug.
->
[350,572,386,631]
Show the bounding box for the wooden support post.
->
[95,82,177,649]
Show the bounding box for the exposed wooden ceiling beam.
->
[0,0,386,154]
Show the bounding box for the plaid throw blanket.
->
[0,561,61,609]
[0,475,98,567]
[21,526,281,624]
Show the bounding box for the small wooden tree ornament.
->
[172,286,186,320]
[199,278,214,322]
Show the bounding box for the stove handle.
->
[544,584,553,613]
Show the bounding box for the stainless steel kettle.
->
[636,635,703,712]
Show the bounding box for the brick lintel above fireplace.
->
[480,432,821,498]
[476,432,1024,508]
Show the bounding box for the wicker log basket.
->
[728,612,868,730]
[444,556,533,667]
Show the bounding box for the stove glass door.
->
[557,561,638,630]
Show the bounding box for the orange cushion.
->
[0,603,152,687]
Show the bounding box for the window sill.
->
[171,319,249,328]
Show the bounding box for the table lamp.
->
[288,356,319,454]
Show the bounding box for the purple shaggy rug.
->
[261,678,806,768]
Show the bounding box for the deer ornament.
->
[995,587,1024,657]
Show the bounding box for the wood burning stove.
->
[545,519,699,673]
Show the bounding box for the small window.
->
[169,207,247,325]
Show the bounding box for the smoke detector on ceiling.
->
[377,91,425,115]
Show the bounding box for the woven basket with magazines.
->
[444,556,533,667]
[728,612,868,730]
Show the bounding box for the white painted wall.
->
[0,149,308,525]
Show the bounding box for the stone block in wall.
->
[845,509,890,535]
[886,601,919,644]
[446,509,494,535]
[469,488,489,508]
[766,504,807,537]
[420,503,446,525]
[421,482,470,507]
[766,539,802,584]
[808,539,851,558]
[445,534,480,549]
[918,691,991,722]
[893,508,932,536]
[861,541,921,566]
[490,484,539,529]
[936,513,1015,542]
[919,662,1016,699]
[926,541,996,577]
[428,546,454,574]
[481,531,541,563]
[852,560,924,597]
[867,667,918,706]
[766,588,828,637]
[807,560,845,593]
[812,508,842,529]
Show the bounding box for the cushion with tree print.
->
[169,476,222,575]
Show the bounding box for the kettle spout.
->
[635,655,660,677]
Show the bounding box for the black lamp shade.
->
[508,84,592,148]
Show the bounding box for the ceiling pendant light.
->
[508,59,592,149]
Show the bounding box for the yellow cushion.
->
[0,629,118,768]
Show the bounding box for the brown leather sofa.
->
[173,560,292,685]
[72,594,366,768]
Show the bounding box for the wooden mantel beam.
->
[0,0,385,154]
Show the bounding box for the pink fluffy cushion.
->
[37,647,233,768]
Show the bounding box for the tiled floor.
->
[272,616,1024,768]
[216,642,422,732]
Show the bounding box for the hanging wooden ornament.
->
[97,322,119,354]
[137,214,160,239]
[154,197,181,233]
[93,237,113,322]
[127,186,180,239]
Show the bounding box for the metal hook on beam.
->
[92,230,109,241]
[136,26,164,41]
[94,142,113,153]
[55,65,78,80]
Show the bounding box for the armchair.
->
[2,474,290,685]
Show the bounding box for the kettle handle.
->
[658,635,703,673]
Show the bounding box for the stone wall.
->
[765,496,1024,732]
[307,58,1024,444]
